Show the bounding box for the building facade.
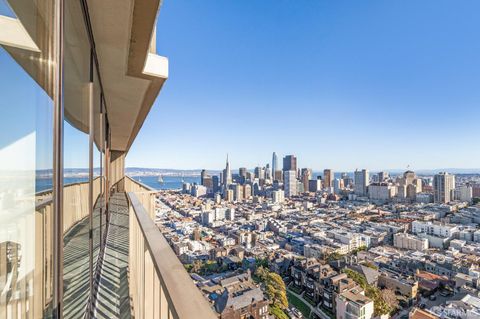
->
[433,172,455,203]
[284,170,297,197]
[354,169,369,197]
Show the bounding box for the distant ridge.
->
[125,167,480,177]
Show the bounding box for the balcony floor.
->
[94,192,132,319]
[63,197,104,319]
[63,211,91,319]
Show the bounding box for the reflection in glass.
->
[62,0,92,315]
[0,1,55,314]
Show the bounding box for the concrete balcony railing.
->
[124,176,217,319]
[10,178,104,318]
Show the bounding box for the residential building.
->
[239,167,247,184]
[378,171,389,182]
[393,233,429,251]
[411,221,459,238]
[324,169,334,188]
[334,178,344,194]
[254,166,265,180]
[192,184,208,197]
[377,270,419,300]
[354,169,369,197]
[455,185,473,203]
[412,221,459,248]
[283,155,297,173]
[272,190,285,203]
[213,272,269,319]
[302,168,313,193]
[284,170,297,197]
[433,172,455,203]
[336,288,374,319]
[369,183,396,202]
[320,273,358,312]
[309,178,322,192]
[234,183,244,202]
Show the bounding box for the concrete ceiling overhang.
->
[87,0,168,153]
[1,0,168,154]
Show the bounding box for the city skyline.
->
[126,0,480,170]
[3,1,480,318]
[124,152,480,175]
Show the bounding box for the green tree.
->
[363,261,378,270]
[256,257,269,268]
[255,266,289,316]
[326,252,344,261]
[381,289,399,310]
[267,272,288,309]
[191,260,202,274]
[255,266,269,282]
[343,269,393,316]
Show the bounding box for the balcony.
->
[33,177,217,318]
[1,0,218,317]
[121,176,217,319]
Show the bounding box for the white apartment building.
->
[411,221,459,248]
[393,233,429,251]
[354,169,369,197]
[201,207,234,225]
[268,219,287,234]
[411,221,459,238]
[272,190,285,203]
[329,231,368,252]
[369,183,396,201]
[192,184,207,197]
[284,170,297,197]
[455,185,473,203]
[202,210,215,225]
[433,172,455,203]
[336,288,374,319]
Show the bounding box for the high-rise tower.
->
[354,169,369,197]
[323,169,334,188]
[282,155,297,172]
[272,152,278,176]
[223,154,232,186]
[433,172,455,203]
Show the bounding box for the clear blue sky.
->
[128,0,480,171]
[3,1,478,171]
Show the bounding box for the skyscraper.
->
[254,166,265,180]
[323,169,334,188]
[282,155,297,172]
[284,170,297,197]
[301,168,312,193]
[433,172,455,203]
[212,175,220,193]
[272,152,278,176]
[378,171,389,182]
[201,170,213,193]
[201,169,207,185]
[265,164,272,180]
[333,178,343,194]
[354,169,369,196]
[223,154,232,186]
[239,167,247,184]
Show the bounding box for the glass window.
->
[0,0,57,317]
[63,0,92,315]
[92,66,104,278]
